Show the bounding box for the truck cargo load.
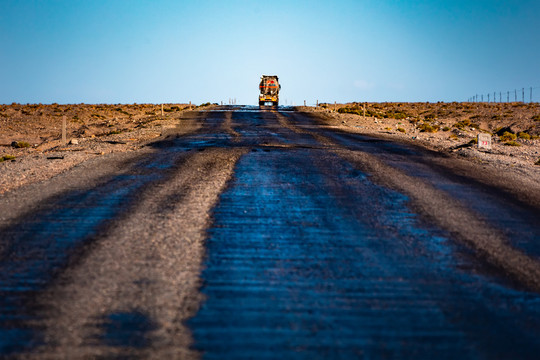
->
[259,75,280,107]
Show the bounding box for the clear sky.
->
[1,0,539,105]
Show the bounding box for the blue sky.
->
[1,0,539,104]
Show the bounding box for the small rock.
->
[69,139,79,145]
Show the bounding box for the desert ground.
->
[1,102,539,194]
[1,105,540,358]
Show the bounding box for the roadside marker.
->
[478,133,491,150]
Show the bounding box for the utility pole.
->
[531,87,533,103]
[507,91,509,102]
[515,89,517,102]
[522,88,525,102]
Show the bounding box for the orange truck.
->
[259,75,280,107]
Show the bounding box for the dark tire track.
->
[1,106,539,359]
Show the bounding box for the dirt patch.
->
[298,102,540,183]
[0,103,211,193]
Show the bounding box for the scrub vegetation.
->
[0,155,15,162]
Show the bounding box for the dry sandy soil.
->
[300,102,540,183]
[0,103,207,193]
[1,102,539,194]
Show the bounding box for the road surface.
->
[1,106,539,359]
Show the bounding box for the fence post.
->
[62,115,67,145]
[363,103,366,119]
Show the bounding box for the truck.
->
[259,75,280,107]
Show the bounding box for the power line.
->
[468,86,539,103]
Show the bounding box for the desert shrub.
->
[338,106,381,118]
[517,132,531,140]
[397,127,406,133]
[442,126,451,131]
[385,111,408,120]
[199,102,211,107]
[337,107,358,114]
[499,131,517,141]
[535,158,540,166]
[11,141,31,148]
[423,113,437,120]
[532,114,540,121]
[417,123,439,133]
[0,155,16,162]
[453,119,480,130]
[449,134,458,140]
[504,141,521,146]
[114,108,130,116]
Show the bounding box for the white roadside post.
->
[477,133,491,150]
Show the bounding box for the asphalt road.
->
[1,106,539,359]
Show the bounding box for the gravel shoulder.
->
[297,105,540,191]
[3,103,538,196]
[0,106,205,194]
